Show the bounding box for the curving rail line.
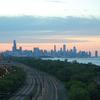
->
[9,63,67,100]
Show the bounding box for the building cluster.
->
[3,40,99,58]
[33,45,92,58]
[3,40,33,57]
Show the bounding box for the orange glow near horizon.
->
[0,36,100,56]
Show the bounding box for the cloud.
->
[14,38,90,43]
[0,16,100,32]
[0,16,100,43]
[47,0,63,3]
[0,0,100,17]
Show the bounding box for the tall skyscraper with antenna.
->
[12,40,17,52]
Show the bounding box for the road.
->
[9,63,67,100]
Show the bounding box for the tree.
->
[69,84,90,100]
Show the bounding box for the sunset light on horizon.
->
[0,0,100,56]
[1,37,100,56]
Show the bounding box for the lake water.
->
[42,58,100,66]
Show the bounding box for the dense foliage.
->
[0,68,7,77]
[0,67,26,99]
[12,57,100,100]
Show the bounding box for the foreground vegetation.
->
[0,66,26,99]
[12,57,100,100]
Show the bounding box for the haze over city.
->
[0,0,100,55]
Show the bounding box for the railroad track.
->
[9,63,67,100]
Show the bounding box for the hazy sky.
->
[0,0,100,18]
[0,0,100,54]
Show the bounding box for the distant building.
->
[63,44,66,52]
[12,40,17,52]
[33,48,41,58]
[54,45,56,52]
[3,40,96,58]
[72,46,77,57]
[89,51,91,57]
[3,40,33,57]
[0,54,3,61]
[95,50,98,57]
[73,46,77,53]
[60,47,62,52]
[19,46,22,51]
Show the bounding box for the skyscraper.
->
[95,50,98,58]
[72,46,77,57]
[12,40,17,52]
[63,44,66,52]
[89,51,91,57]
[33,48,41,58]
[54,45,56,52]
[73,46,77,54]
[19,46,22,51]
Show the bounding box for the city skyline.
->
[0,0,100,56]
[0,40,100,56]
[0,16,100,54]
[1,40,99,57]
